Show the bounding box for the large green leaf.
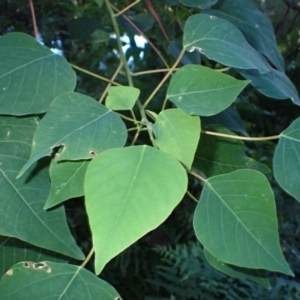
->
[0,33,76,116]
[85,145,187,274]
[183,14,269,73]
[205,0,284,72]
[201,106,248,136]
[152,108,200,169]
[274,117,300,202]
[193,169,293,275]
[105,86,140,110]
[193,125,270,177]
[204,249,271,289]
[0,116,84,260]
[44,160,89,210]
[167,65,249,116]
[18,92,127,177]
[238,67,300,105]
[180,0,217,9]
[0,261,121,299]
[0,236,68,278]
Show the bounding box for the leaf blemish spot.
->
[114,297,123,300]
[209,15,216,19]
[6,269,13,276]
[89,150,97,156]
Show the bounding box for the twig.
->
[28,0,38,39]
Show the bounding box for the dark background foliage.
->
[1,0,300,299]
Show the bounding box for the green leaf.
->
[152,108,200,169]
[167,65,249,116]
[0,115,84,260]
[183,14,270,73]
[193,125,270,177]
[44,160,89,210]
[180,0,217,8]
[0,33,76,116]
[205,0,284,72]
[85,145,187,274]
[0,261,121,300]
[204,249,271,289]
[169,41,201,65]
[274,117,300,202]
[201,106,248,136]
[69,17,110,44]
[18,92,127,177]
[105,86,140,110]
[193,169,293,275]
[0,236,68,278]
[117,13,155,34]
[237,67,300,105]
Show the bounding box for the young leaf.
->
[0,261,121,300]
[180,0,217,9]
[237,67,300,105]
[18,92,127,177]
[152,108,201,169]
[105,86,140,110]
[0,237,68,278]
[84,145,188,274]
[274,117,300,202]
[193,125,270,177]
[0,116,84,260]
[193,169,293,276]
[204,249,271,289]
[204,0,284,72]
[183,14,270,73]
[0,33,76,116]
[44,160,90,210]
[167,65,249,116]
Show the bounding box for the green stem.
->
[202,130,280,141]
[142,48,185,109]
[186,190,199,203]
[131,68,179,76]
[189,171,206,183]
[117,113,146,125]
[113,0,140,17]
[80,247,94,268]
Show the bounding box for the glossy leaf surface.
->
[19,92,127,177]
[105,86,140,110]
[204,249,271,289]
[152,108,200,169]
[45,160,89,209]
[0,116,84,259]
[274,117,300,202]
[183,14,269,73]
[85,145,187,274]
[0,261,121,300]
[194,169,293,275]
[0,33,76,115]
[193,125,270,177]
[167,65,249,116]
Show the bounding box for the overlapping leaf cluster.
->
[0,0,299,298]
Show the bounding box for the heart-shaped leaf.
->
[0,261,121,300]
[167,65,249,116]
[152,108,201,169]
[0,33,76,116]
[19,92,127,177]
[183,14,269,73]
[85,145,187,274]
[194,169,293,275]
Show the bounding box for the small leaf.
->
[193,125,270,177]
[205,0,284,72]
[152,108,200,169]
[19,92,127,177]
[237,67,300,105]
[194,169,293,275]
[183,14,269,73]
[274,117,300,202]
[85,145,187,274]
[0,115,84,260]
[167,65,249,116]
[0,261,121,300]
[0,33,76,115]
[180,0,217,8]
[44,160,89,209]
[0,236,68,278]
[105,86,140,110]
[204,249,271,289]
